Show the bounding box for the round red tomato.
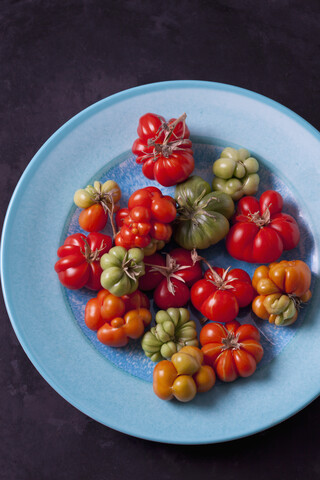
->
[226,190,300,263]
[54,232,112,290]
[191,266,254,323]
[132,113,194,187]
[139,248,202,309]
[200,321,264,382]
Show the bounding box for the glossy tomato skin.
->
[117,188,176,249]
[139,253,165,291]
[191,266,254,323]
[54,232,112,290]
[139,248,202,309]
[200,321,264,382]
[132,113,194,187]
[78,204,108,232]
[204,268,255,309]
[154,278,190,309]
[152,149,195,187]
[226,191,300,263]
[191,280,239,323]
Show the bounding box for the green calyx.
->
[212,147,260,201]
[141,308,198,362]
[100,246,145,297]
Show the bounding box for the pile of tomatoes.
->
[54,111,312,403]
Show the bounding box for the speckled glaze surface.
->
[1,81,320,444]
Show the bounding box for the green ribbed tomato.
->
[174,176,234,250]
[100,246,145,296]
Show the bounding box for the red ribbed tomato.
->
[200,321,264,382]
[191,266,254,323]
[132,113,194,187]
[54,233,112,290]
[226,190,300,263]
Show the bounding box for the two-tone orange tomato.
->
[200,321,264,382]
[252,260,312,326]
[153,346,216,402]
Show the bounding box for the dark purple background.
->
[1,1,319,478]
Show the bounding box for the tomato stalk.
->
[142,113,191,163]
[121,251,145,282]
[90,182,118,238]
[80,239,107,263]
[191,249,236,291]
[144,253,190,295]
[176,189,219,225]
[247,204,271,227]
[221,332,241,351]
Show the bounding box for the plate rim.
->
[1,80,320,444]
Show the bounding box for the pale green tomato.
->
[243,157,259,174]
[212,147,260,200]
[212,158,236,179]
[74,180,121,210]
[141,308,198,362]
[100,246,145,296]
[242,173,260,195]
[73,189,95,209]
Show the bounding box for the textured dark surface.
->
[1,1,320,479]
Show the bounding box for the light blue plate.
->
[1,81,320,444]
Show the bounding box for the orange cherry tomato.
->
[79,204,108,232]
[101,294,126,321]
[96,308,152,347]
[153,360,178,400]
[193,365,216,393]
[84,298,106,330]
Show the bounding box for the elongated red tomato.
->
[54,232,112,290]
[200,321,264,382]
[226,190,300,263]
[132,113,194,187]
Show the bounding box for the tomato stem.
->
[80,239,106,263]
[144,253,191,295]
[90,183,118,238]
[247,204,271,228]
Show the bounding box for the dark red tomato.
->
[54,232,112,290]
[132,113,194,187]
[121,290,150,311]
[226,190,300,263]
[154,278,190,309]
[139,253,166,291]
[139,248,202,309]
